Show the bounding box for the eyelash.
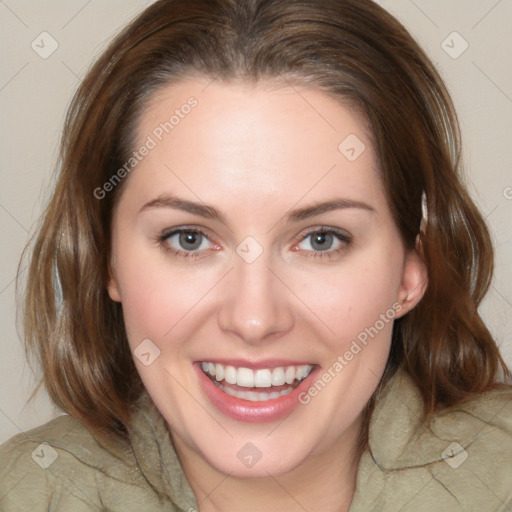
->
[157,227,215,260]
[298,227,352,260]
[157,226,352,261]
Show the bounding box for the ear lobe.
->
[107,261,122,303]
[395,241,428,319]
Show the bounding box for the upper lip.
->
[196,359,317,370]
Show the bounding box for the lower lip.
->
[195,363,319,423]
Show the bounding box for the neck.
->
[172,417,364,512]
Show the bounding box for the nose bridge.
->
[217,249,294,343]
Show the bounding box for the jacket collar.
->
[366,366,508,471]
[127,393,199,511]
[366,367,447,470]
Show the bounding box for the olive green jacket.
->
[1,368,511,511]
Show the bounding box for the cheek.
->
[292,248,402,345]
[109,222,177,382]
[113,245,206,345]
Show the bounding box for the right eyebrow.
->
[138,194,226,223]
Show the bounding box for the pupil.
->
[312,232,332,251]
[180,231,201,250]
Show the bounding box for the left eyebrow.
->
[285,198,376,222]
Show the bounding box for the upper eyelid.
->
[161,226,212,238]
[299,226,351,238]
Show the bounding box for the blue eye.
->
[296,228,352,259]
[160,228,214,259]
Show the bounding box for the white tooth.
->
[271,367,286,386]
[222,386,237,398]
[296,364,312,380]
[254,369,272,387]
[214,380,290,402]
[215,363,224,382]
[224,365,237,385]
[206,362,313,388]
[285,366,296,384]
[237,367,255,387]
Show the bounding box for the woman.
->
[1,0,511,510]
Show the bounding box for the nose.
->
[217,253,295,345]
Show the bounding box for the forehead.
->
[123,79,384,212]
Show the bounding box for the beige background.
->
[1,0,511,444]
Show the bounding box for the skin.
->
[108,78,427,512]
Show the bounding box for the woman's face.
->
[108,78,426,477]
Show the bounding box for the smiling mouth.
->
[200,361,315,402]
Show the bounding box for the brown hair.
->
[18,0,511,445]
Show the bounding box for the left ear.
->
[395,237,428,319]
